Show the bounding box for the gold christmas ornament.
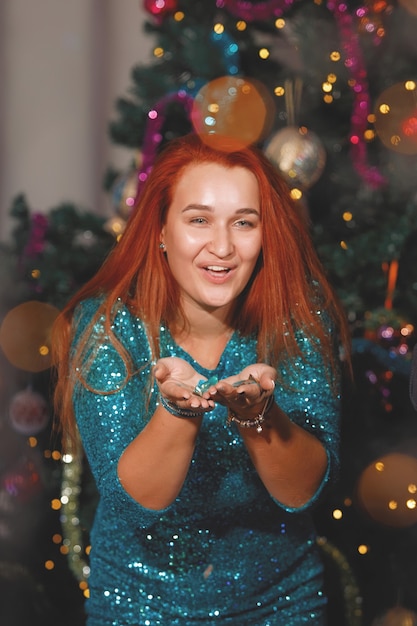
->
[265,125,326,189]
[0,301,59,372]
[191,76,275,151]
[374,81,417,155]
[372,606,417,626]
[356,452,417,528]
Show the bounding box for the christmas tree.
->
[1,1,417,625]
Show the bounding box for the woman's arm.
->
[118,357,213,510]
[238,402,328,508]
[117,406,203,510]
[207,359,338,510]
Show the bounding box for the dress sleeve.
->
[71,298,171,527]
[273,322,342,513]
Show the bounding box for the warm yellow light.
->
[51,498,62,511]
[174,11,184,21]
[236,20,247,31]
[322,82,332,93]
[275,18,285,29]
[45,560,55,570]
[274,86,285,97]
[330,51,341,62]
[31,269,41,279]
[388,500,398,510]
[375,462,385,471]
[153,47,164,58]
[358,544,369,555]
[259,48,270,60]
[405,80,416,91]
[379,103,390,114]
[323,95,333,104]
[327,73,337,83]
[332,509,343,520]
[28,437,37,448]
[406,499,417,510]
[343,212,353,222]
[290,188,303,201]
[340,241,348,250]
[214,23,224,34]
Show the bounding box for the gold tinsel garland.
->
[60,446,91,586]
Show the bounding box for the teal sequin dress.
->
[72,298,341,626]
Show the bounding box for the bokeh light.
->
[191,76,275,151]
[356,452,417,528]
[398,0,417,16]
[374,81,417,154]
[371,606,417,626]
[0,301,59,372]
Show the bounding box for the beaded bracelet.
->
[159,394,205,419]
[227,395,274,433]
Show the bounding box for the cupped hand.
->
[153,357,215,410]
[207,364,276,416]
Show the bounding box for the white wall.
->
[0,0,152,239]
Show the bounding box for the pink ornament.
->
[143,0,178,21]
[2,456,42,503]
[9,388,49,436]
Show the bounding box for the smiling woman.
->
[52,133,351,626]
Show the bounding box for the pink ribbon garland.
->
[328,1,385,187]
[134,91,194,202]
[216,0,295,19]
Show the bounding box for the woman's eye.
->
[190,217,207,224]
[235,219,253,228]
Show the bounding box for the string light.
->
[258,48,270,59]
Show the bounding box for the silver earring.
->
[159,242,166,250]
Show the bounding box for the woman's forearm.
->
[117,405,203,510]
[238,402,328,508]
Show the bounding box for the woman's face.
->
[161,162,262,318]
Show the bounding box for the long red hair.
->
[52,133,350,443]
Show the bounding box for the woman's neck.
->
[170,303,234,369]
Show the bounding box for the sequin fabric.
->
[72,298,341,626]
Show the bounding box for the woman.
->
[53,133,350,625]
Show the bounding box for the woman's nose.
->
[206,227,234,257]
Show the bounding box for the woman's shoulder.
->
[73,296,146,339]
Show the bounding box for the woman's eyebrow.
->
[182,204,260,215]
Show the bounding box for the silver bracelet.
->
[159,394,205,419]
[227,395,274,433]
